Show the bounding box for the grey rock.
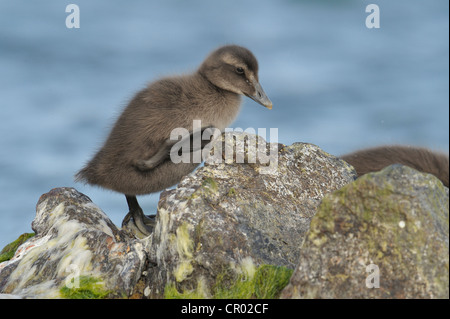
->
[145,134,357,298]
[281,165,449,299]
[0,187,147,298]
[2,136,447,299]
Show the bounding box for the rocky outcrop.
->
[145,140,356,298]
[0,134,448,299]
[0,188,147,298]
[281,165,449,299]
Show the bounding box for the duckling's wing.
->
[134,126,216,171]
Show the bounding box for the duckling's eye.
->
[236,67,244,75]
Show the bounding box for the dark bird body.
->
[76,74,241,195]
[76,45,272,236]
[341,145,449,187]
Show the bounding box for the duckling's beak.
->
[247,81,273,110]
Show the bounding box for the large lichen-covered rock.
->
[2,137,447,299]
[0,187,147,298]
[281,165,449,299]
[145,135,356,298]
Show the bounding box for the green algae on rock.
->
[165,260,293,299]
[0,233,35,263]
[281,164,449,299]
[60,275,112,299]
[213,263,293,299]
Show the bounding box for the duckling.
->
[75,45,272,236]
[341,145,449,187]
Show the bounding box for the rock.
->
[0,135,356,299]
[281,164,449,299]
[0,293,23,299]
[1,136,448,299]
[145,134,357,298]
[0,187,147,298]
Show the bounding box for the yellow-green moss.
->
[165,277,209,299]
[165,263,293,299]
[0,233,35,263]
[60,276,111,299]
[174,261,194,283]
[173,222,195,282]
[201,177,219,194]
[253,265,294,298]
[215,264,293,299]
[189,177,219,200]
[175,222,194,259]
[227,187,237,197]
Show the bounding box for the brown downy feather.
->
[341,145,449,187]
[75,45,271,195]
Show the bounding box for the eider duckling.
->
[75,45,272,236]
[341,145,449,187]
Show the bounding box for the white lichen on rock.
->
[0,188,147,298]
[146,134,357,298]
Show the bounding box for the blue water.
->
[0,0,448,249]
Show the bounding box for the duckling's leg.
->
[135,126,216,171]
[134,138,177,171]
[122,195,155,236]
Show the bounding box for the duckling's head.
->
[199,45,273,109]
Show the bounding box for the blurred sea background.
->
[0,0,448,248]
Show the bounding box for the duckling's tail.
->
[74,166,89,184]
[341,145,449,187]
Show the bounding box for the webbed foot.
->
[122,195,155,238]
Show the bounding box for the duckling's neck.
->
[193,72,242,131]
